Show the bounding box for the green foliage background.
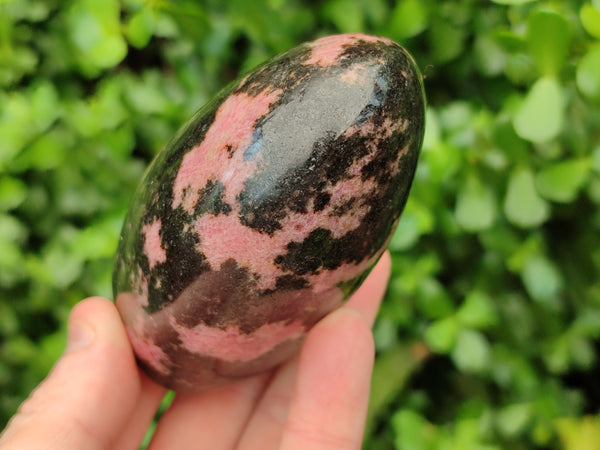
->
[1,0,600,448]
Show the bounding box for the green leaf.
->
[493,117,528,163]
[392,410,439,450]
[0,44,38,87]
[362,0,389,28]
[416,277,454,319]
[536,158,592,203]
[125,8,155,49]
[513,76,564,142]
[439,101,473,132]
[65,78,128,137]
[452,329,491,374]
[42,227,85,288]
[2,0,50,21]
[474,33,507,76]
[0,214,27,244]
[577,43,600,102]
[0,176,27,211]
[569,335,595,369]
[72,217,121,260]
[0,92,32,166]
[35,331,68,378]
[507,234,542,272]
[386,0,428,40]
[428,15,465,63]
[581,3,600,39]
[556,416,600,450]
[497,403,533,437]
[424,142,463,184]
[455,175,497,232]
[0,240,24,286]
[453,418,495,449]
[456,290,498,330]
[593,146,600,173]
[505,53,537,86]
[424,316,459,353]
[493,29,527,53]
[11,126,71,171]
[162,0,211,41]
[544,335,570,373]
[521,256,563,305]
[572,310,600,339]
[321,0,365,33]
[527,10,570,76]
[0,301,19,335]
[422,108,441,151]
[85,258,114,298]
[504,167,550,228]
[389,198,434,251]
[490,0,537,4]
[389,213,419,251]
[122,71,172,115]
[30,81,60,132]
[66,0,127,73]
[1,335,37,364]
[366,343,427,436]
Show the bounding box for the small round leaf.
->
[581,3,600,39]
[536,158,592,203]
[527,10,570,76]
[451,329,491,374]
[513,77,564,143]
[577,43,600,101]
[504,167,550,228]
[455,175,497,232]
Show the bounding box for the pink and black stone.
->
[113,33,426,392]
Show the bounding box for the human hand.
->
[0,252,391,450]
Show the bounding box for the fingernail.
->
[66,320,95,352]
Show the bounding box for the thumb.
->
[0,297,141,450]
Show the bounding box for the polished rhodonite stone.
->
[113,33,426,392]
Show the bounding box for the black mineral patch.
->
[144,207,210,312]
[275,228,337,274]
[275,274,309,290]
[194,179,232,216]
[233,44,314,99]
[314,192,331,212]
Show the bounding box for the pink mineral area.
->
[193,212,286,290]
[194,168,376,291]
[171,318,305,362]
[172,89,283,213]
[116,292,170,375]
[126,328,171,376]
[305,33,396,67]
[142,219,166,269]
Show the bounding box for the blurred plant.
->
[1,1,599,449]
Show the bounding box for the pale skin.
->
[0,252,391,450]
